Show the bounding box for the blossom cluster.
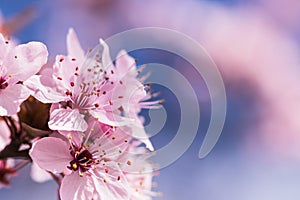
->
[0,27,160,200]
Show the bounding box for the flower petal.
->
[100,39,113,70]
[67,28,85,62]
[24,75,67,103]
[0,34,13,63]
[5,42,48,82]
[0,84,30,116]
[60,172,93,200]
[29,137,71,173]
[116,50,138,78]
[89,110,133,127]
[49,108,88,131]
[92,168,129,200]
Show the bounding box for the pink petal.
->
[58,130,83,147]
[116,50,138,78]
[49,108,88,131]
[92,169,129,200]
[130,124,154,151]
[0,34,12,62]
[24,75,67,103]
[99,39,114,70]
[5,42,48,82]
[89,110,133,127]
[67,28,85,62]
[0,84,30,116]
[29,137,71,173]
[60,172,93,200]
[0,120,11,151]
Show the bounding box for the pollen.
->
[72,163,78,169]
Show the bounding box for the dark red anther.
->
[65,90,72,96]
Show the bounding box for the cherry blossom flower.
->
[0,33,48,116]
[30,120,155,200]
[25,29,133,131]
[25,28,159,151]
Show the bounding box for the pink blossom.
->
[30,120,155,200]
[25,29,133,131]
[0,33,48,116]
[25,28,159,151]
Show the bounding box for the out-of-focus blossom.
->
[30,120,155,200]
[30,159,52,183]
[0,6,36,37]
[0,33,48,116]
[0,159,15,188]
[257,0,300,33]
[0,119,11,151]
[119,0,300,159]
[195,5,300,159]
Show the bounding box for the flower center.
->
[0,76,8,90]
[68,146,96,175]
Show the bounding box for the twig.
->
[14,159,30,171]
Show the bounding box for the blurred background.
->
[1,0,300,199]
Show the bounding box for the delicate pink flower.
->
[25,28,159,151]
[30,120,155,200]
[25,29,133,132]
[0,33,48,116]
